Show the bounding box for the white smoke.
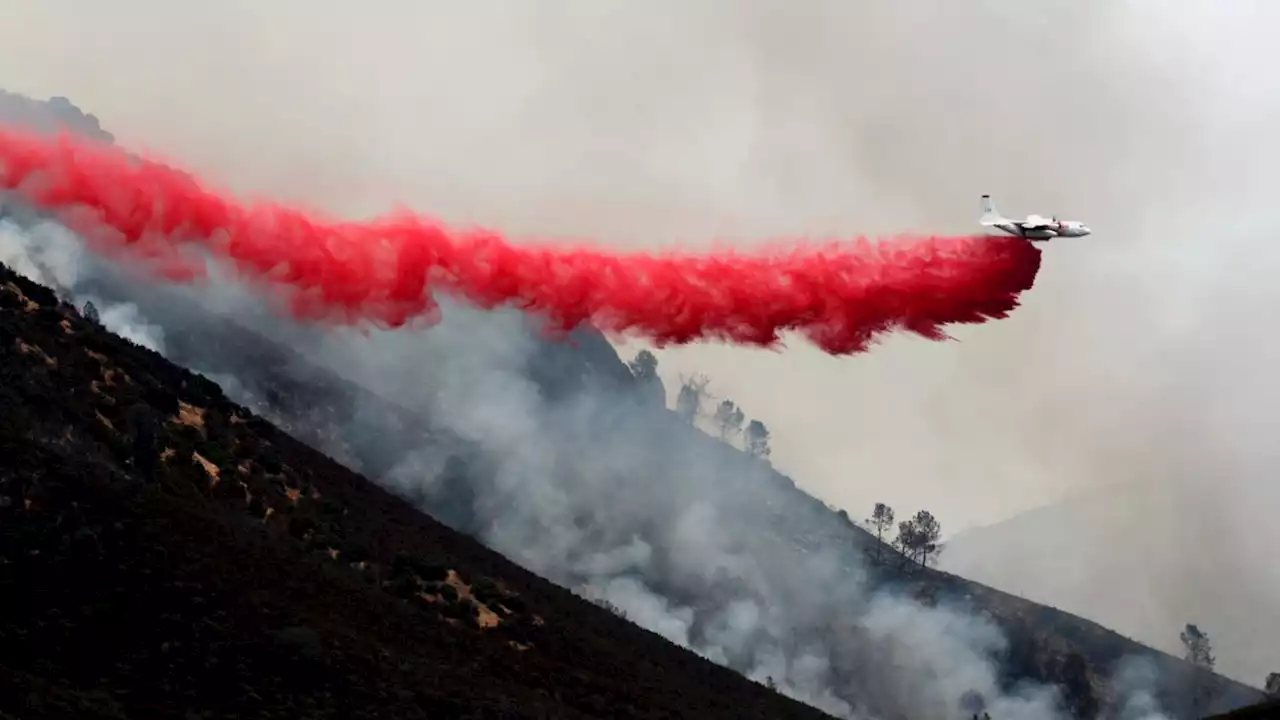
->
[1111,656,1174,720]
[0,213,166,354]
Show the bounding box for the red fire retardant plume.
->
[0,125,1041,355]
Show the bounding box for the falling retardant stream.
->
[0,124,1042,355]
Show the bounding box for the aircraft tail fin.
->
[980,194,1007,225]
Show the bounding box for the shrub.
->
[259,452,283,475]
[288,516,317,540]
[439,595,472,621]
[342,541,371,564]
[196,440,233,468]
[471,577,503,605]
[437,583,459,604]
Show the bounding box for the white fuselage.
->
[979,195,1091,241]
[992,216,1092,240]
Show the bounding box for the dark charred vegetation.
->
[0,263,832,719]
[1206,698,1280,720]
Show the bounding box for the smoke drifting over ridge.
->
[3,0,1280,708]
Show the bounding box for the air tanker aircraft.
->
[980,194,1091,240]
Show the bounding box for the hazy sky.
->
[4,1,1280,536]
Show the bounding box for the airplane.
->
[979,194,1091,241]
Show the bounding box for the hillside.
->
[50,230,1265,719]
[1,90,1270,718]
[940,481,1280,688]
[24,254,1269,719]
[0,262,833,719]
[1206,697,1280,720]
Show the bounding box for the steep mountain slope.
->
[1207,698,1280,720]
[29,246,1268,719]
[940,481,1280,688]
[0,262,832,719]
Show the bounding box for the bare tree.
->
[1265,672,1280,697]
[712,399,745,442]
[743,419,771,459]
[866,503,895,565]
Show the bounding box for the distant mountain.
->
[1,90,1269,719]
[941,478,1280,689]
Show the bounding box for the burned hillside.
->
[31,251,1268,719]
[0,262,832,719]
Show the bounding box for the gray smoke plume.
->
[1110,657,1173,720]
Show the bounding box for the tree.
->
[626,349,666,407]
[911,510,942,568]
[1265,672,1280,696]
[675,374,710,425]
[1181,623,1217,716]
[712,399,745,441]
[1181,623,1215,670]
[627,349,658,381]
[894,519,919,568]
[744,419,771,459]
[866,503,895,565]
[895,510,942,568]
[82,300,100,325]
